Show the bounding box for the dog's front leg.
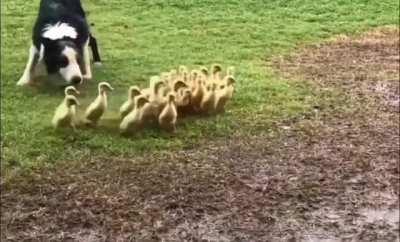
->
[89,34,102,67]
[81,39,92,80]
[17,45,39,86]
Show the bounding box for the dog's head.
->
[41,38,83,85]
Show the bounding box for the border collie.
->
[17,0,101,86]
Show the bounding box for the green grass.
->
[1,0,398,169]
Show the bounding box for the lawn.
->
[1,0,398,170]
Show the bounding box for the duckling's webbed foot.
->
[71,123,78,132]
[216,107,226,114]
[83,119,96,128]
[162,123,176,133]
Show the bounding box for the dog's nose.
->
[71,76,82,85]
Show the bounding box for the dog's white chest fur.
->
[42,22,78,40]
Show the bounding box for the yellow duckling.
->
[189,69,200,90]
[163,75,186,94]
[182,71,189,83]
[214,76,236,113]
[52,95,80,130]
[151,78,167,103]
[142,80,167,122]
[200,66,209,77]
[222,75,236,99]
[200,83,217,114]
[177,87,192,107]
[63,86,80,124]
[84,82,114,126]
[176,87,193,115]
[178,65,189,83]
[211,64,223,83]
[170,69,178,76]
[171,80,191,107]
[142,76,163,99]
[158,93,178,132]
[173,80,188,93]
[191,76,206,110]
[120,95,150,135]
[149,75,161,89]
[178,65,188,74]
[119,85,141,119]
[160,72,171,84]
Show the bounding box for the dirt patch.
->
[273,27,400,112]
[272,26,400,241]
[2,27,399,241]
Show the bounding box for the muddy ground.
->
[1,27,399,241]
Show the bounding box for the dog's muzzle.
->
[60,61,82,85]
[70,76,82,85]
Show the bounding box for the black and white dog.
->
[17,0,101,86]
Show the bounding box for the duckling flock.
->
[52,64,236,135]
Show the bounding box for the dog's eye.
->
[58,57,68,67]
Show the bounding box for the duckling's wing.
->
[120,101,128,113]
[86,107,103,121]
[85,98,96,115]
[200,92,210,107]
[226,86,235,99]
[119,112,132,131]
[53,105,73,127]
[159,105,176,124]
[159,107,177,131]
[120,110,142,132]
[120,101,134,118]
[52,108,64,127]
[85,96,105,120]
[215,90,228,110]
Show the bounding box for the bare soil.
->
[1,27,399,241]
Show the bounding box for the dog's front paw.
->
[16,76,34,86]
[82,74,92,80]
[93,62,103,68]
